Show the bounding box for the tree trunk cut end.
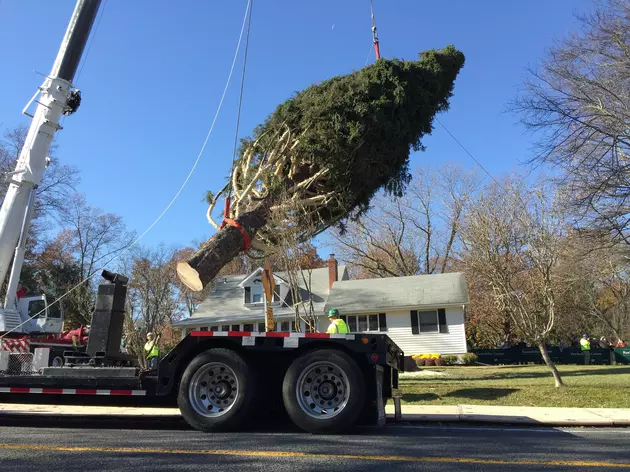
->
[176,262,204,292]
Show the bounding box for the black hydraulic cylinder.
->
[50,0,102,82]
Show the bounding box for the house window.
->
[245,276,282,305]
[410,309,448,335]
[341,314,387,332]
[419,311,438,333]
[251,279,263,303]
[278,320,297,332]
[257,322,266,332]
[244,280,264,305]
[243,323,254,332]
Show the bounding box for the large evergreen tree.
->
[178,46,466,291]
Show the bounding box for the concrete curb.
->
[1,403,629,427]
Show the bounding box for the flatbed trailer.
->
[0,0,411,434]
[0,325,404,433]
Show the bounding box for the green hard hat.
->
[328,308,339,318]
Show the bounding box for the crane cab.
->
[17,295,64,335]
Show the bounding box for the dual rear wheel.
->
[177,348,254,432]
[178,348,366,433]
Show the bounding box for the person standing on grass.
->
[580,334,591,365]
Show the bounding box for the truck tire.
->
[178,348,254,432]
[282,349,365,433]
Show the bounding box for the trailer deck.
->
[0,330,402,393]
[0,329,404,432]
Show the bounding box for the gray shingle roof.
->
[173,265,347,327]
[324,272,468,314]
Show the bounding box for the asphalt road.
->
[0,416,629,471]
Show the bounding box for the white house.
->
[323,272,469,355]
[173,255,469,356]
[173,257,348,334]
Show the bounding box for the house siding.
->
[385,308,466,355]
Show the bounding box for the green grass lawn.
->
[400,365,630,408]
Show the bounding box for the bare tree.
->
[557,231,630,343]
[0,124,80,301]
[333,196,421,278]
[0,124,79,218]
[122,245,181,367]
[55,194,135,324]
[465,277,515,349]
[512,0,630,245]
[264,189,326,332]
[333,164,480,278]
[463,179,566,387]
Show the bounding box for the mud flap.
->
[375,365,385,427]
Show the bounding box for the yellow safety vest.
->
[580,338,591,351]
[145,341,159,359]
[327,318,349,334]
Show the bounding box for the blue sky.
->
[0,0,594,254]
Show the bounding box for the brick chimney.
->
[328,254,338,292]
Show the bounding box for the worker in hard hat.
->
[144,332,160,369]
[580,333,591,365]
[326,308,350,334]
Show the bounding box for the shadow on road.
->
[0,415,194,431]
[0,413,391,434]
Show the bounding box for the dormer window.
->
[252,279,263,303]
[241,268,285,307]
[244,279,281,305]
[244,278,264,304]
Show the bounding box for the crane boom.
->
[0,0,101,329]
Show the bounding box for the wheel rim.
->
[51,357,63,367]
[189,362,239,417]
[295,361,350,419]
